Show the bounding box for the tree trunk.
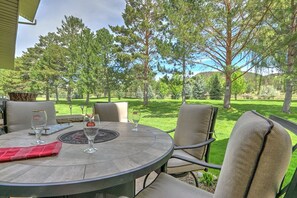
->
[224,1,232,109]
[235,93,237,100]
[108,89,111,102]
[143,28,150,106]
[45,86,50,101]
[55,86,59,102]
[181,56,186,104]
[86,92,90,105]
[224,74,232,109]
[107,68,111,102]
[283,79,293,113]
[283,0,296,113]
[67,85,72,103]
[143,82,148,106]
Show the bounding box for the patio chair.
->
[268,115,297,198]
[3,101,57,133]
[165,104,218,187]
[136,111,292,198]
[94,102,128,122]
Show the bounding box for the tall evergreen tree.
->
[199,0,275,108]
[282,0,297,113]
[57,16,85,102]
[192,75,207,100]
[33,32,64,101]
[77,28,98,104]
[256,1,297,113]
[94,28,117,102]
[157,0,205,104]
[110,0,162,106]
[209,74,222,100]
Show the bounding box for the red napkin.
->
[0,141,62,163]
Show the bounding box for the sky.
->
[16,0,126,57]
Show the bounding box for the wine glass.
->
[132,111,141,131]
[83,114,100,153]
[80,105,84,114]
[31,110,47,145]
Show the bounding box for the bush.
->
[242,93,254,99]
[148,85,155,99]
[258,85,279,99]
[136,86,143,99]
[200,172,215,187]
[171,93,180,99]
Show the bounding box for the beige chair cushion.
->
[6,101,57,133]
[167,149,206,174]
[94,102,128,122]
[174,104,214,160]
[136,172,213,198]
[214,111,292,198]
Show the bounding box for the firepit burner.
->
[57,129,119,144]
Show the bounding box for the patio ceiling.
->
[0,0,40,70]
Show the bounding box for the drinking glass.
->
[83,114,100,153]
[132,111,141,131]
[31,110,47,145]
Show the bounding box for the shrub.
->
[136,86,143,99]
[200,172,215,187]
[258,85,279,99]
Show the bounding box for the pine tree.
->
[192,76,207,99]
[57,16,85,102]
[209,75,222,100]
[157,0,204,104]
[110,0,162,106]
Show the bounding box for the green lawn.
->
[51,98,297,186]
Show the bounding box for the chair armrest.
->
[164,128,175,133]
[171,154,222,170]
[174,138,215,150]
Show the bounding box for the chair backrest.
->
[214,111,292,198]
[94,102,128,123]
[268,115,297,198]
[174,104,218,161]
[4,101,57,133]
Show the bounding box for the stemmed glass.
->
[132,111,141,131]
[31,110,47,145]
[80,105,84,114]
[83,114,100,153]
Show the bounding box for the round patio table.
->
[0,122,174,197]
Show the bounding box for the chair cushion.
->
[214,111,292,198]
[174,104,214,160]
[6,101,57,133]
[167,149,206,174]
[136,172,213,198]
[94,102,128,122]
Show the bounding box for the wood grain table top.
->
[0,122,174,197]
